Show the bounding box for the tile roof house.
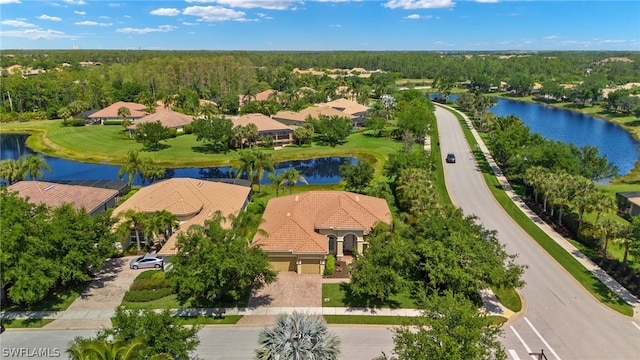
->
[272,106,351,128]
[319,98,370,127]
[111,178,251,255]
[87,101,148,124]
[8,180,119,216]
[231,113,294,146]
[239,89,276,107]
[126,109,194,135]
[252,191,392,274]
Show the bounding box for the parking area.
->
[248,271,322,308]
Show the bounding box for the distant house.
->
[87,101,148,124]
[252,191,392,274]
[231,113,294,146]
[127,109,194,135]
[8,180,119,216]
[272,106,351,128]
[239,89,276,107]
[111,178,252,255]
[616,192,640,216]
[319,98,370,127]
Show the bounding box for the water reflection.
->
[0,134,355,185]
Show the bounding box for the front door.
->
[328,235,337,254]
[343,234,356,252]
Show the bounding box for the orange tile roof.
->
[127,109,194,130]
[252,191,392,254]
[232,113,293,132]
[319,98,369,115]
[88,101,148,119]
[273,106,351,123]
[8,181,118,214]
[111,178,251,255]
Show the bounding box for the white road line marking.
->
[510,326,537,360]
[632,321,640,331]
[524,317,562,360]
[508,349,522,360]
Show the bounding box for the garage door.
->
[301,259,320,274]
[270,258,296,272]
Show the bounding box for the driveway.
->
[248,271,322,308]
[44,256,140,329]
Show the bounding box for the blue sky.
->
[1,1,638,51]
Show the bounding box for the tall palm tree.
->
[245,123,259,148]
[18,154,52,180]
[266,171,287,197]
[0,159,26,184]
[591,191,617,225]
[282,167,308,194]
[118,106,131,120]
[255,312,340,360]
[569,177,597,231]
[67,337,143,360]
[154,210,179,244]
[118,209,150,252]
[613,216,637,266]
[251,149,276,193]
[594,217,626,256]
[118,150,145,186]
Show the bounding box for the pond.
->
[432,94,640,176]
[0,134,356,186]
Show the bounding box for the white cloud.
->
[384,0,454,9]
[2,28,75,40]
[405,14,420,19]
[183,6,246,22]
[186,0,295,10]
[63,0,86,4]
[116,25,177,34]
[151,8,181,16]
[74,10,86,15]
[475,0,499,3]
[38,14,62,21]
[76,20,112,26]
[1,19,36,27]
[182,22,199,26]
[0,0,21,4]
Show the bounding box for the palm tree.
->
[233,149,275,193]
[67,337,143,360]
[251,149,276,193]
[118,106,131,120]
[613,216,637,266]
[548,172,572,225]
[153,210,179,244]
[118,209,150,252]
[266,171,287,197]
[591,191,617,225]
[255,312,340,360]
[18,154,52,180]
[569,177,597,231]
[282,167,308,194]
[117,150,165,186]
[0,159,26,184]
[594,217,626,256]
[245,123,259,148]
[58,106,72,125]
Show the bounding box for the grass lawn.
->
[1,281,89,312]
[323,315,418,325]
[2,319,55,328]
[174,315,242,325]
[0,120,402,172]
[490,286,522,312]
[322,283,418,309]
[449,107,634,316]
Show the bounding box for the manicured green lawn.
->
[1,281,89,312]
[174,315,242,325]
[0,120,402,172]
[322,283,418,309]
[2,319,54,328]
[323,315,418,325]
[490,286,522,313]
[450,107,634,316]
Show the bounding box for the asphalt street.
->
[0,327,395,360]
[436,105,640,360]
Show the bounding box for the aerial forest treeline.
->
[1,50,639,119]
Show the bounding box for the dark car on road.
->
[130,255,164,270]
[446,153,456,163]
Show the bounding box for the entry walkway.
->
[436,103,640,320]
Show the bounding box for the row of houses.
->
[7,178,391,275]
[84,97,370,147]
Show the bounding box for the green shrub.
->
[103,120,123,125]
[168,128,177,138]
[129,276,172,291]
[184,124,193,134]
[324,254,336,275]
[135,270,159,281]
[69,118,86,126]
[123,288,173,302]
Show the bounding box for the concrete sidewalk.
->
[437,103,640,320]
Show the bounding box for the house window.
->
[328,236,337,253]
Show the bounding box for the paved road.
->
[0,327,394,360]
[436,106,640,360]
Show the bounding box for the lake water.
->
[0,134,355,186]
[434,94,640,176]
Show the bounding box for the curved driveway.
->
[436,106,640,359]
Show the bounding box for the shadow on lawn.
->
[337,282,403,309]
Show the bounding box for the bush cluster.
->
[129,276,172,291]
[103,120,123,125]
[324,254,336,275]
[123,287,173,302]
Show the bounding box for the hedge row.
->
[123,288,174,302]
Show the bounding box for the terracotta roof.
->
[319,98,369,116]
[232,113,293,132]
[111,178,251,255]
[252,191,392,254]
[273,106,350,123]
[239,89,276,106]
[8,181,118,214]
[88,101,148,119]
[127,109,194,130]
